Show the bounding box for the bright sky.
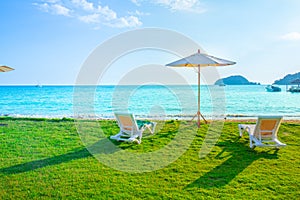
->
[1,0,300,85]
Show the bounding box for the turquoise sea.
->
[0,85,299,120]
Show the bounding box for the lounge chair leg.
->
[238,124,243,137]
[139,132,143,144]
[249,136,253,148]
[151,122,157,134]
[110,132,122,140]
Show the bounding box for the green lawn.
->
[0,117,299,199]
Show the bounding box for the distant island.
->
[273,72,300,85]
[214,75,260,85]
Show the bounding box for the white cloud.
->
[52,4,72,16]
[131,0,141,6]
[35,2,72,17]
[153,0,205,13]
[128,10,150,16]
[34,0,142,29]
[44,0,61,3]
[35,0,204,29]
[78,13,99,24]
[96,5,117,21]
[71,0,94,11]
[281,32,300,41]
[131,0,205,13]
[108,16,142,28]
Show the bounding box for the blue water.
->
[0,85,299,119]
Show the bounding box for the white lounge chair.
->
[110,113,157,144]
[238,116,286,148]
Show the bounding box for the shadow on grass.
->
[0,138,120,174]
[185,137,279,189]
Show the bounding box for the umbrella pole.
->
[197,65,201,127]
[196,65,207,127]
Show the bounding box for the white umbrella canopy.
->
[0,65,14,72]
[166,50,236,67]
[166,49,236,127]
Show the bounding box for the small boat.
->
[265,85,281,92]
[35,81,42,88]
[288,86,300,93]
[288,79,300,93]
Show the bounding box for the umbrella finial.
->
[198,49,201,54]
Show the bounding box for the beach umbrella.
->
[166,49,236,127]
[0,65,14,72]
[0,65,14,127]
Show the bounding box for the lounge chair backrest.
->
[254,116,282,139]
[115,113,139,133]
